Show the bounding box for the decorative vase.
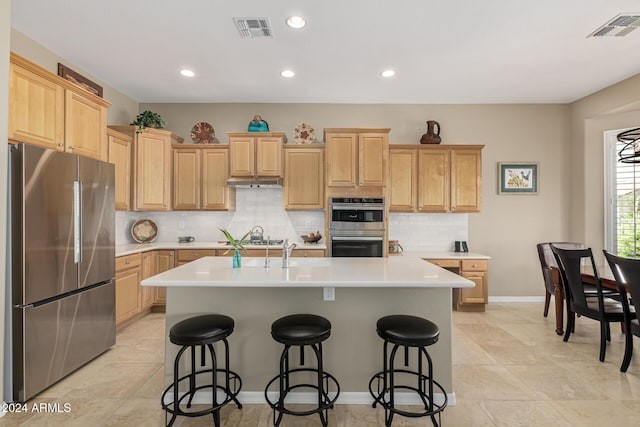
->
[420,120,442,144]
[232,249,242,268]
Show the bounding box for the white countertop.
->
[396,250,490,259]
[141,256,474,289]
[116,241,327,256]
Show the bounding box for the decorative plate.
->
[190,122,216,144]
[131,219,158,243]
[293,122,316,144]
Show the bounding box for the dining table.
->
[550,264,619,335]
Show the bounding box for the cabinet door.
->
[256,136,283,177]
[460,271,487,305]
[389,149,417,212]
[140,252,157,310]
[115,268,141,325]
[134,131,171,210]
[284,148,324,210]
[154,250,175,305]
[451,148,482,212]
[326,133,357,187]
[358,133,388,186]
[418,149,450,212]
[107,130,132,211]
[229,137,255,176]
[202,148,232,210]
[64,90,108,161]
[8,63,65,149]
[173,148,201,210]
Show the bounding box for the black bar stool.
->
[161,314,242,427]
[369,315,447,427]
[264,314,340,427]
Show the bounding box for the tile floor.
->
[2,302,640,426]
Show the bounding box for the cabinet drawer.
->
[177,249,216,262]
[461,259,488,271]
[292,249,325,258]
[116,253,142,271]
[425,259,460,269]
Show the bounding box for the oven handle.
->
[331,236,384,241]
[330,204,384,210]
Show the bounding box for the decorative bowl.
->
[301,234,322,243]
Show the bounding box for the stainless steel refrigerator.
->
[8,143,116,402]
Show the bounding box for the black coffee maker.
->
[454,241,469,253]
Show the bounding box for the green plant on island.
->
[219,229,250,255]
[130,110,165,132]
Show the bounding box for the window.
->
[605,128,640,256]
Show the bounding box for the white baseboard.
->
[163,390,456,407]
[489,296,546,303]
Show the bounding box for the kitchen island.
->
[141,256,473,405]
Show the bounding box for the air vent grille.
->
[589,13,640,37]
[233,17,272,38]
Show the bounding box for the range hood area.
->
[226,177,283,188]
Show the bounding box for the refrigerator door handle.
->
[74,180,82,264]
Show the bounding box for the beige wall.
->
[10,30,139,125]
[569,74,640,263]
[1,0,9,404]
[143,102,571,297]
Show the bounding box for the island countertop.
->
[141,256,474,288]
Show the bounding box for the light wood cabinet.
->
[8,53,110,161]
[425,258,488,311]
[173,145,234,210]
[109,126,183,211]
[154,250,175,305]
[176,249,216,266]
[107,128,132,211]
[115,253,142,326]
[389,145,483,213]
[140,252,156,310]
[291,249,325,257]
[283,145,325,210]
[228,132,284,178]
[325,129,389,187]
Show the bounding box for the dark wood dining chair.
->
[551,245,626,362]
[536,242,584,317]
[602,250,640,372]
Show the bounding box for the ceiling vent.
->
[588,13,640,37]
[233,17,272,38]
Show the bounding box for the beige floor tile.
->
[440,399,497,426]
[4,398,124,427]
[482,400,573,427]
[454,364,542,401]
[549,399,640,426]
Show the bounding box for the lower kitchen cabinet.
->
[154,250,175,305]
[140,251,157,310]
[425,258,488,311]
[176,249,216,266]
[115,253,142,326]
[291,249,325,257]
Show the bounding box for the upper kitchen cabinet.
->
[109,126,183,211]
[8,53,110,161]
[107,128,132,211]
[324,128,389,187]
[389,145,483,213]
[173,144,234,211]
[227,132,284,177]
[283,145,325,210]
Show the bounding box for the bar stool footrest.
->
[264,367,340,416]
[161,368,243,418]
[368,369,447,418]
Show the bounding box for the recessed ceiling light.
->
[380,69,396,78]
[180,69,195,77]
[286,16,307,29]
[281,70,295,78]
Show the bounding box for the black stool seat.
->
[271,314,331,345]
[377,315,439,347]
[169,314,234,346]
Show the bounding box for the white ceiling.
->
[10,0,640,104]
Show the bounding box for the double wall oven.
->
[329,197,385,257]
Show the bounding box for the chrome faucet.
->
[282,238,297,268]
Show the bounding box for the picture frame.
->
[498,162,539,194]
[57,63,103,97]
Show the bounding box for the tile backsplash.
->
[117,189,468,250]
[116,188,324,245]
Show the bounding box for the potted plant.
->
[220,229,250,268]
[130,110,165,131]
